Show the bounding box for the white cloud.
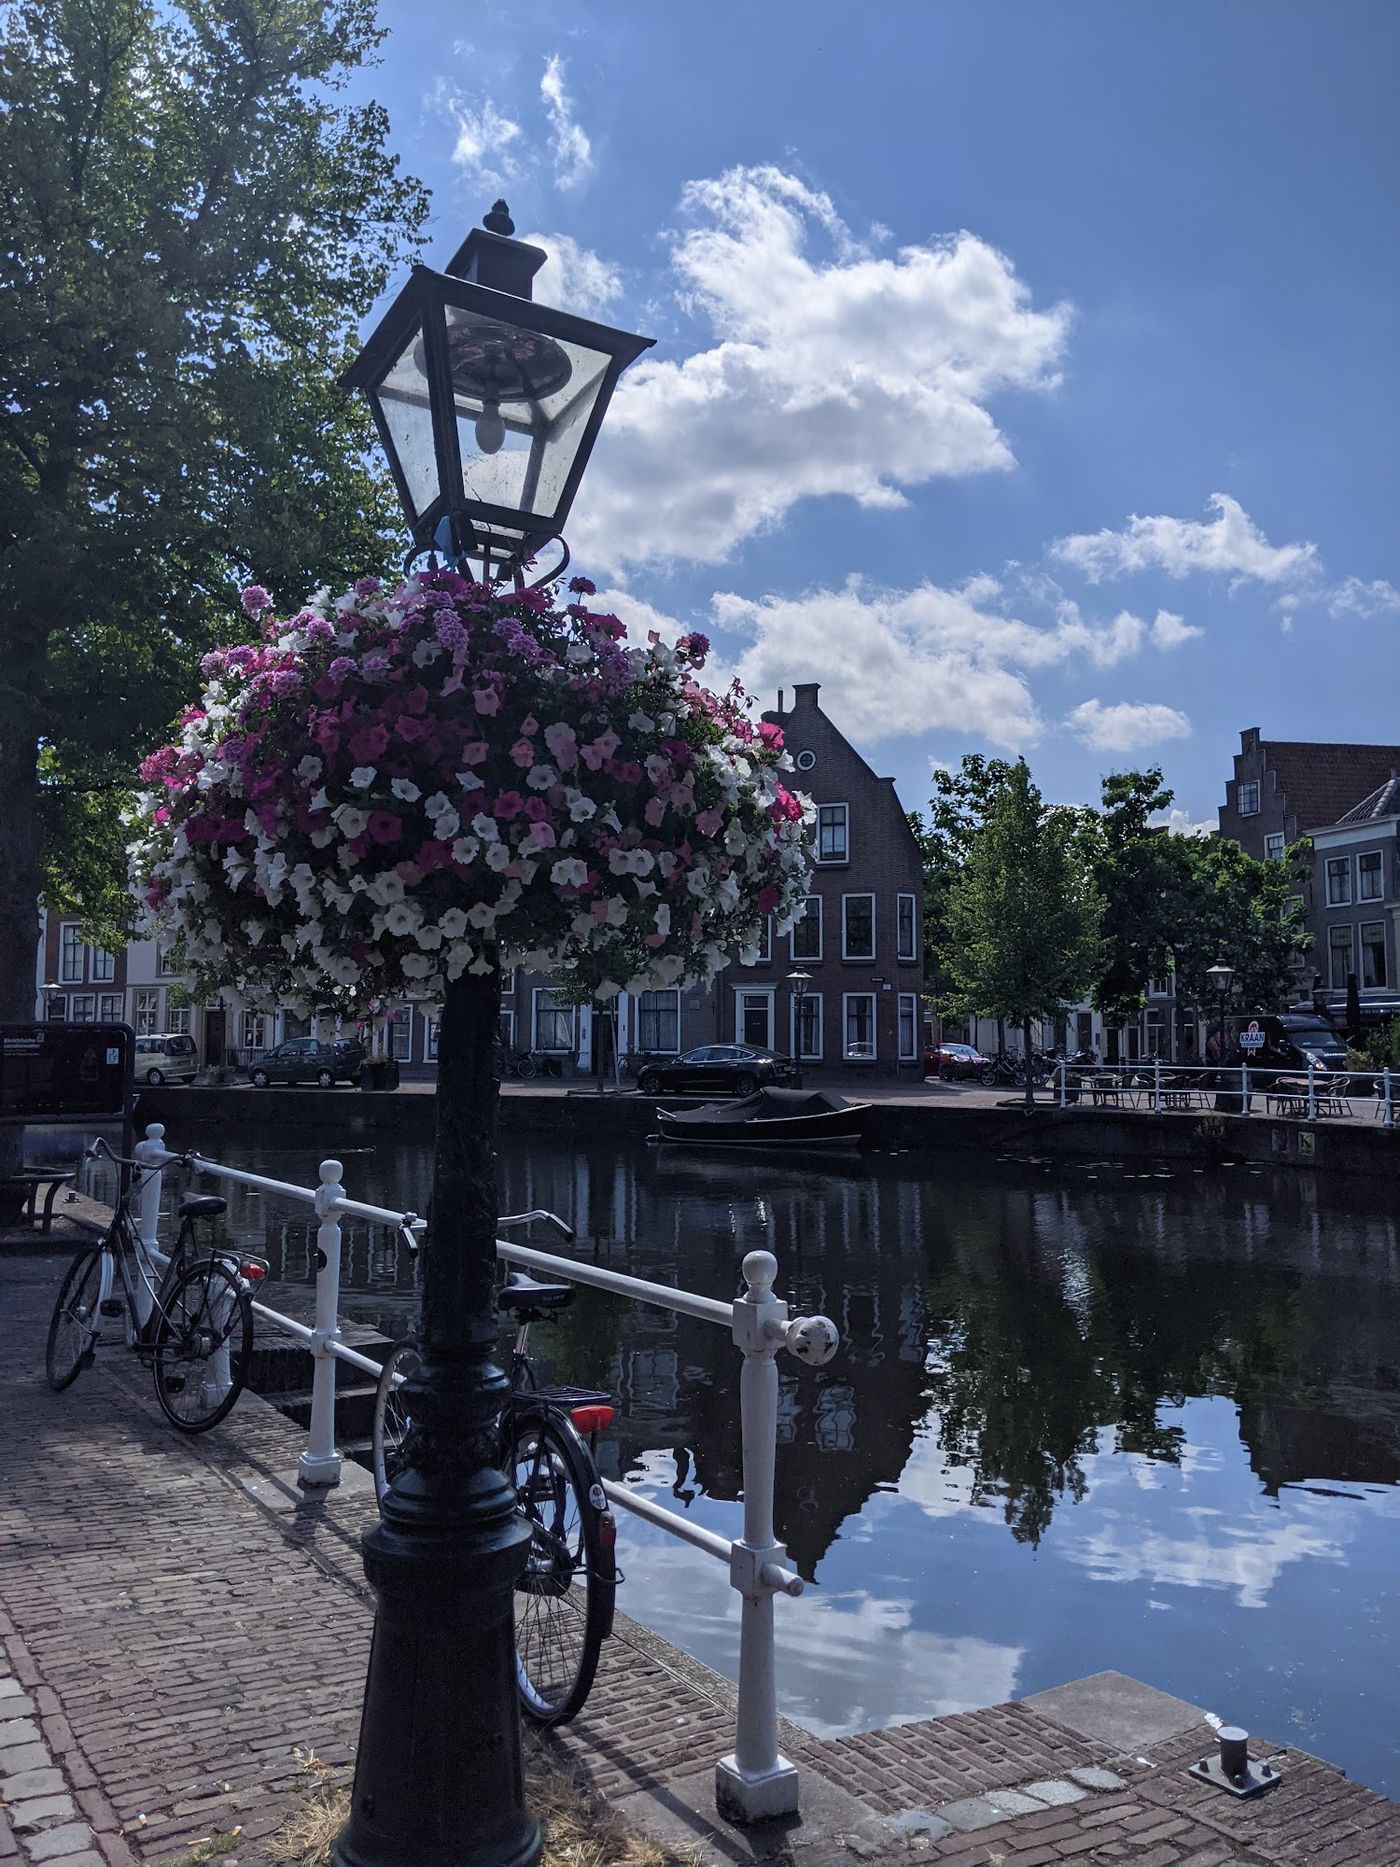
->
[1153,807,1215,837]
[430,80,522,188]
[539,54,593,191]
[1149,609,1202,648]
[1052,494,1320,590]
[525,231,621,317]
[1065,699,1192,754]
[1328,576,1400,620]
[573,166,1071,572]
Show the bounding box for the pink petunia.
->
[695,807,724,838]
[366,812,403,845]
[493,791,524,821]
[509,739,535,768]
[349,723,390,764]
[473,688,501,716]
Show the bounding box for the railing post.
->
[131,1122,168,1330]
[298,1158,345,1489]
[716,1250,800,1823]
[1385,1067,1394,1129]
[1153,1057,1162,1113]
[1058,1059,1067,1110]
[1307,1059,1317,1123]
[1241,1060,1251,1117]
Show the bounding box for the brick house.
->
[39,912,126,1027]
[1219,728,1400,862]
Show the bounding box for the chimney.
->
[777,689,784,714]
[793,682,821,708]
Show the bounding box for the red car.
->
[925,1042,994,1083]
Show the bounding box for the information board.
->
[0,1023,135,1122]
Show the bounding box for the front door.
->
[737,991,773,1049]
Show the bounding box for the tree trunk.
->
[335,965,539,1867]
[0,728,42,1182]
[1023,1017,1035,1116]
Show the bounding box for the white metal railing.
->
[127,1122,840,1823]
[1050,1058,1395,1126]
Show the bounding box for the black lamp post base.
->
[332,1489,542,1867]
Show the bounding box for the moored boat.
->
[655,1087,869,1147]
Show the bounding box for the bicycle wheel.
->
[515,1052,538,1080]
[507,1412,610,1724]
[371,1340,422,1503]
[151,1259,252,1432]
[46,1246,105,1390]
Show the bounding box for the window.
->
[1236,781,1260,816]
[1362,922,1387,989]
[388,1008,412,1060]
[1328,925,1354,991]
[795,748,816,773]
[743,917,771,966]
[134,989,160,1035]
[427,1013,441,1060]
[97,993,123,1023]
[1359,850,1384,902]
[842,894,875,960]
[156,946,178,976]
[790,895,822,962]
[164,1003,190,1034]
[637,989,680,1053]
[1326,857,1352,906]
[896,893,917,962]
[69,994,96,1023]
[1147,977,1171,999]
[792,992,822,1060]
[1265,833,1285,863]
[45,996,66,1022]
[816,803,849,864]
[843,993,876,1061]
[88,946,116,983]
[497,1009,515,1054]
[898,993,918,1061]
[241,1010,268,1052]
[59,923,83,984]
[534,990,577,1053]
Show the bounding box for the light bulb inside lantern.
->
[475,400,505,454]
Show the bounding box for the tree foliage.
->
[0,0,429,1010]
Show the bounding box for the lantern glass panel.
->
[372,328,440,523]
[444,303,612,524]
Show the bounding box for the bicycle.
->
[372,1210,618,1724]
[46,1138,267,1433]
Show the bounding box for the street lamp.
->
[786,969,812,1089]
[334,210,653,1867]
[341,200,653,583]
[1206,960,1234,1068]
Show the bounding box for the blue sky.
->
[348,1,1400,827]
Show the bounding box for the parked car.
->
[248,1037,366,1088]
[635,1044,796,1098]
[925,1042,993,1083]
[134,1032,199,1086]
[1235,1013,1348,1080]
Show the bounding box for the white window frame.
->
[97,992,123,1023]
[841,893,876,961]
[164,1003,190,1034]
[842,992,877,1062]
[533,989,577,1054]
[496,1009,514,1055]
[733,986,776,1049]
[134,989,161,1035]
[1326,856,1353,907]
[59,922,83,984]
[1264,833,1285,863]
[790,990,823,1061]
[816,802,849,865]
[1328,924,1354,991]
[743,917,772,966]
[898,992,918,1061]
[1236,781,1260,816]
[896,893,917,963]
[1361,920,1387,990]
[241,1010,268,1053]
[68,993,96,1023]
[1358,850,1384,902]
[156,945,178,977]
[388,1007,413,1061]
[636,988,681,1055]
[790,894,822,962]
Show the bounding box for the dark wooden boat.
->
[655,1087,870,1146]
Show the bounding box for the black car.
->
[635,1044,796,1098]
[248,1037,367,1088]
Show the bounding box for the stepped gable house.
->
[1219,728,1400,861]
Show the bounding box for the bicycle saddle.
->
[177,1193,227,1219]
[498,1275,574,1313]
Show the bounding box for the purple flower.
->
[240,585,273,617]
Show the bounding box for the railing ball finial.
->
[785,1314,840,1367]
[319,1158,345,1186]
[145,1122,165,1141]
[741,1249,778,1298]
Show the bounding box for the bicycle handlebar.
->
[395,1207,575,1256]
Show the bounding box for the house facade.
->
[39,913,126,1028]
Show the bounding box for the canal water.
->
[117,1130,1400,1793]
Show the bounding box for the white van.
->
[134,1033,198,1085]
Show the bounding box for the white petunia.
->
[551,857,589,887]
[296,755,323,781]
[439,907,469,939]
[349,767,376,790]
[391,778,421,803]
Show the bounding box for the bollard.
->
[131,1122,168,1332]
[1307,1058,1317,1123]
[298,1159,345,1488]
[716,1250,801,1823]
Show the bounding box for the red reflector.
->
[598,1510,616,1549]
[239,1262,267,1282]
[570,1404,614,1435]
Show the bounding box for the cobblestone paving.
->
[3,1242,1397,1867]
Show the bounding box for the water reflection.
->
[95,1130,1400,1790]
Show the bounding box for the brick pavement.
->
[2,1242,1397,1867]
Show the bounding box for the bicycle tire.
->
[151,1259,252,1433]
[515,1053,538,1080]
[46,1246,105,1390]
[506,1410,610,1724]
[371,1339,422,1503]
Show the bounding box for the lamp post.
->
[786,969,812,1088]
[1206,960,1234,1070]
[333,206,652,1867]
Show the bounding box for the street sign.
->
[1240,1021,1266,1051]
[0,1023,135,1123]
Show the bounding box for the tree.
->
[909,754,1016,1038]
[1087,767,1183,1027]
[942,761,1102,1110]
[0,0,429,1018]
[1169,833,1311,1014]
